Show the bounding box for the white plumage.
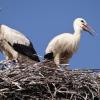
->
[1,25,30,46]
[44,18,95,66]
[0,24,40,62]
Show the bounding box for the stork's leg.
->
[1,41,18,60]
[60,51,72,66]
[2,51,10,60]
[54,53,60,66]
[60,57,69,64]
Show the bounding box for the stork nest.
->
[0,59,100,100]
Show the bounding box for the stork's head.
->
[73,18,95,36]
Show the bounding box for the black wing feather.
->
[44,52,54,60]
[13,42,40,62]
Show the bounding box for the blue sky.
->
[0,0,100,69]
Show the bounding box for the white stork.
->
[44,18,95,66]
[0,24,40,62]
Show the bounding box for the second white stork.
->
[44,18,95,66]
[0,24,40,62]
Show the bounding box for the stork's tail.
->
[44,52,54,60]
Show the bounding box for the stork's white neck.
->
[73,21,83,38]
[73,28,82,46]
[74,29,81,36]
[74,27,82,38]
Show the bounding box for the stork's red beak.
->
[82,24,95,36]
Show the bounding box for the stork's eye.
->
[81,20,84,23]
